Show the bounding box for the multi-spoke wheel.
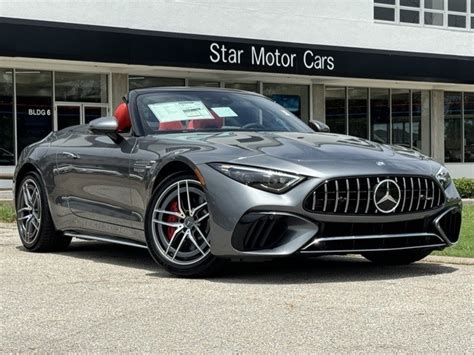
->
[16,172,71,252]
[145,173,221,277]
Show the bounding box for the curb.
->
[425,255,474,265]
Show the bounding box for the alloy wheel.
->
[17,178,42,246]
[151,179,211,266]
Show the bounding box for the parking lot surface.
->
[1,223,473,353]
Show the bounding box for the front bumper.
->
[198,164,462,258]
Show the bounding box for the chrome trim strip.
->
[401,176,407,212]
[64,232,148,249]
[300,232,446,253]
[416,177,422,211]
[430,180,435,209]
[300,244,446,254]
[409,177,414,212]
[433,206,460,246]
[311,191,316,210]
[423,178,429,210]
[334,180,339,213]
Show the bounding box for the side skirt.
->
[64,232,148,249]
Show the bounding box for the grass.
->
[0,202,15,223]
[0,201,472,257]
[433,204,474,258]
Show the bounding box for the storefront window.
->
[224,82,259,93]
[391,89,411,147]
[348,87,368,139]
[188,79,220,87]
[263,83,309,122]
[370,88,390,143]
[0,69,14,165]
[412,90,431,155]
[16,70,53,156]
[444,92,463,162]
[55,72,108,102]
[464,93,474,162]
[325,87,346,134]
[129,76,185,90]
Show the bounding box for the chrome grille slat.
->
[305,175,445,215]
[355,178,361,214]
[323,182,328,212]
[344,179,350,213]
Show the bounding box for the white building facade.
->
[1,0,473,185]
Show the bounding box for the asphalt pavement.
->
[1,223,473,353]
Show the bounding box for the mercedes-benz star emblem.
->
[373,179,401,213]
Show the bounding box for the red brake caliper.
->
[165,200,179,240]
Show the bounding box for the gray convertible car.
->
[14,88,462,276]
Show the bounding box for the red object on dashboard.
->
[159,121,184,131]
[188,110,223,130]
[114,102,132,132]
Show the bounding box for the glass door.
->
[56,104,81,131]
[84,105,108,124]
[55,103,108,130]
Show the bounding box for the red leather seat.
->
[188,110,223,130]
[159,121,184,131]
[114,103,132,132]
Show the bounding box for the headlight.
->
[209,163,304,193]
[435,166,452,189]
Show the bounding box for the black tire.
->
[362,249,432,265]
[16,172,71,252]
[145,173,223,277]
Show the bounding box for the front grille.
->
[304,175,445,215]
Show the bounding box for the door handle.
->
[61,152,80,159]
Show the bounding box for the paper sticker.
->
[211,106,238,117]
[148,101,213,122]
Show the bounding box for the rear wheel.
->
[16,172,71,252]
[362,249,432,265]
[145,173,221,277]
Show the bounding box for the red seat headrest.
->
[114,103,131,132]
[188,110,223,130]
[159,121,184,131]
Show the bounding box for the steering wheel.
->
[241,122,266,130]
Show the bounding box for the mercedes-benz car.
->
[14,88,462,276]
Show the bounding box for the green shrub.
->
[0,203,16,223]
[453,178,474,198]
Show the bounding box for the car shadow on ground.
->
[18,239,458,284]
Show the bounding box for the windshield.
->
[136,90,313,134]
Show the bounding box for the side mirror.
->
[88,116,118,134]
[308,120,330,133]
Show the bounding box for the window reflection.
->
[392,89,411,146]
[412,90,430,155]
[16,70,53,156]
[444,92,463,162]
[224,82,259,93]
[55,72,108,103]
[465,93,474,162]
[348,88,368,139]
[129,76,185,90]
[263,83,310,122]
[0,68,14,165]
[370,89,390,143]
[325,87,346,134]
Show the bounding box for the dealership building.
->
[0,0,473,188]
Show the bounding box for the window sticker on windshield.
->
[211,107,238,117]
[148,101,213,122]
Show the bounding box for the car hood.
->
[154,131,440,178]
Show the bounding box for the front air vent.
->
[436,209,462,244]
[304,175,445,215]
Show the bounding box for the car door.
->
[55,129,139,238]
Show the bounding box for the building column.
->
[421,90,431,155]
[431,90,445,163]
[111,73,128,110]
[312,84,325,122]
